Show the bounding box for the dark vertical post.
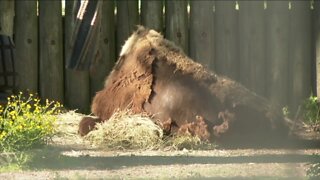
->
[266,1,290,108]
[315,1,320,101]
[141,0,163,32]
[116,0,139,55]
[15,2,38,93]
[214,1,239,80]
[0,1,14,37]
[64,0,90,112]
[39,1,64,102]
[90,0,116,98]
[165,0,188,53]
[290,1,312,112]
[238,1,266,96]
[189,1,215,70]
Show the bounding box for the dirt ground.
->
[1,111,320,179]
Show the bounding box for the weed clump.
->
[0,92,62,152]
[301,95,320,132]
[307,158,320,180]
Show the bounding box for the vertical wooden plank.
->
[15,1,38,93]
[0,1,14,37]
[189,1,215,70]
[39,0,64,102]
[90,0,116,98]
[290,1,312,111]
[64,0,90,112]
[315,1,320,101]
[238,1,266,96]
[214,1,239,80]
[266,1,290,107]
[0,1,15,94]
[165,0,188,53]
[141,0,163,32]
[116,0,139,55]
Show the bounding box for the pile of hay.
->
[84,110,216,150]
[85,110,164,150]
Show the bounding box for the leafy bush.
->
[0,92,62,152]
[307,161,320,180]
[303,95,320,131]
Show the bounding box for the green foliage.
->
[282,106,290,117]
[307,161,320,180]
[303,95,320,126]
[0,92,62,152]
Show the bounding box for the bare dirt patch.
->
[1,111,319,179]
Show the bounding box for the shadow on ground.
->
[26,145,320,171]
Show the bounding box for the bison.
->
[79,26,292,147]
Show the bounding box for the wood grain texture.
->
[141,0,163,32]
[266,1,290,107]
[116,0,139,55]
[289,1,312,111]
[15,1,38,93]
[64,0,90,112]
[165,0,188,53]
[214,1,239,80]
[39,0,64,102]
[0,1,14,37]
[90,0,116,99]
[189,1,215,70]
[239,1,266,96]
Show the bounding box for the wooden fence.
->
[1,0,318,114]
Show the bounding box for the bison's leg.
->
[78,117,101,136]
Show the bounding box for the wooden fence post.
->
[15,1,38,93]
[0,1,14,37]
[238,1,266,96]
[266,1,290,108]
[189,1,215,70]
[315,1,320,101]
[64,0,90,112]
[116,0,139,55]
[90,0,116,98]
[290,1,312,112]
[39,0,64,103]
[165,0,188,53]
[141,0,163,33]
[214,1,239,80]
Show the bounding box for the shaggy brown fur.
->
[79,26,291,145]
